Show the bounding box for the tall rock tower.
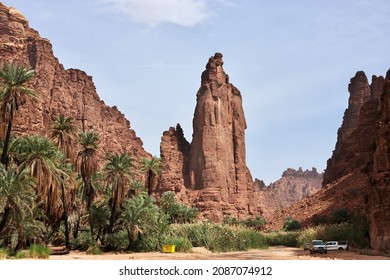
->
[159,53,263,222]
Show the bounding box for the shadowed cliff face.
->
[160,53,264,222]
[370,72,390,251]
[0,3,150,163]
[314,70,390,251]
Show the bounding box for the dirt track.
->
[49,246,390,260]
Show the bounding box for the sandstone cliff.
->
[369,70,390,251]
[159,53,264,222]
[269,70,390,251]
[264,167,322,211]
[0,4,150,162]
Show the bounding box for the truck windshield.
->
[313,241,324,245]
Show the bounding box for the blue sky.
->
[4,0,390,184]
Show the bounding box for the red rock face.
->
[323,71,373,186]
[370,72,390,250]
[265,168,323,212]
[0,3,150,163]
[159,53,264,222]
[316,70,390,251]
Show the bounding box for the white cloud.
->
[97,0,210,27]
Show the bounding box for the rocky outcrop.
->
[264,167,323,211]
[300,70,389,251]
[0,3,149,162]
[323,72,373,186]
[369,71,390,251]
[159,53,264,222]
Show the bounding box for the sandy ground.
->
[49,246,390,260]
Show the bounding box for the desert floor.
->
[49,246,390,260]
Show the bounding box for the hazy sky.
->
[3,0,390,184]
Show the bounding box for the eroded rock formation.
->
[265,167,323,211]
[370,71,390,251]
[0,3,149,162]
[159,53,264,222]
[286,70,390,251]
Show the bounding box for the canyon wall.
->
[320,70,389,251]
[0,4,150,162]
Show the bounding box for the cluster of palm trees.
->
[0,61,197,253]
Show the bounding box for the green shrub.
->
[86,245,103,255]
[222,216,240,226]
[283,217,301,231]
[167,223,267,252]
[162,236,192,252]
[265,231,300,247]
[331,208,352,224]
[0,247,10,259]
[298,222,370,248]
[312,214,328,226]
[242,216,267,230]
[71,231,94,250]
[15,250,27,259]
[104,231,129,251]
[28,244,51,259]
[133,235,160,252]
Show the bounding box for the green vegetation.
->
[283,217,302,231]
[28,244,51,259]
[0,61,374,258]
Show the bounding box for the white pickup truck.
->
[324,241,349,251]
[308,240,327,254]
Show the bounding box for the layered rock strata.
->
[0,4,149,162]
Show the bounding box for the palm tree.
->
[48,114,78,161]
[0,62,35,168]
[76,131,100,209]
[48,115,78,248]
[129,180,146,197]
[117,192,159,250]
[103,152,134,232]
[75,131,100,236]
[12,136,67,227]
[0,165,36,244]
[140,156,162,196]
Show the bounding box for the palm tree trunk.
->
[0,205,11,233]
[147,171,153,195]
[0,108,13,169]
[61,182,70,249]
[109,202,117,233]
[109,186,119,233]
[126,228,135,250]
[84,180,95,238]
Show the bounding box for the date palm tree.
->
[0,62,35,168]
[103,152,134,233]
[140,156,162,196]
[48,115,78,248]
[117,192,159,250]
[48,114,78,162]
[76,131,100,236]
[12,136,67,228]
[0,165,36,242]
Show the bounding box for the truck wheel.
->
[338,248,344,251]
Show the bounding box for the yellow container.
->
[162,244,175,253]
